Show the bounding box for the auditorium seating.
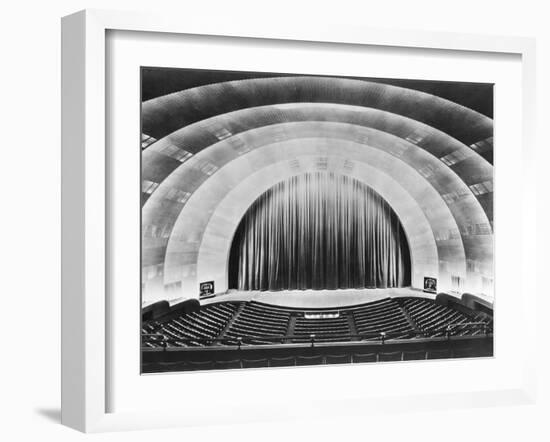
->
[352,298,415,339]
[141,297,493,359]
[142,302,238,348]
[223,301,292,345]
[399,298,492,337]
[292,314,351,343]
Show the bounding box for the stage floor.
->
[201,287,435,309]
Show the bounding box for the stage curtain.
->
[229,172,410,291]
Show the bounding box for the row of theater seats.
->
[292,314,351,342]
[352,298,415,339]
[399,298,492,337]
[141,322,161,347]
[142,297,493,348]
[147,303,238,347]
[224,302,291,344]
[147,347,480,371]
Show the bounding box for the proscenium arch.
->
[194,155,441,297]
[143,153,441,304]
[143,103,493,220]
[143,123,492,278]
[182,146,466,295]
[141,138,479,304]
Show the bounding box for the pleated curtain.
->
[229,172,410,291]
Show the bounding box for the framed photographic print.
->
[61,9,537,433]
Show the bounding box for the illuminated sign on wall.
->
[423,277,437,293]
[199,281,215,298]
[304,311,340,319]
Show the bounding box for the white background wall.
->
[0,0,548,440]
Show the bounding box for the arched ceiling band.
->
[142,103,493,220]
[141,139,494,304]
[160,139,484,280]
[142,152,448,304]
[143,122,492,253]
[142,77,493,149]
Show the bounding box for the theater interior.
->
[140,69,494,373]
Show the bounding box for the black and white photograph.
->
[140,67,494,373]
[1,0,547,437]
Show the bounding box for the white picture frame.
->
[61,9,537,433]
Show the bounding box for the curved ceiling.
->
[162,146,459,297]
[143,103,493,219]
[142,77,493,149]
[141,75,494,304]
